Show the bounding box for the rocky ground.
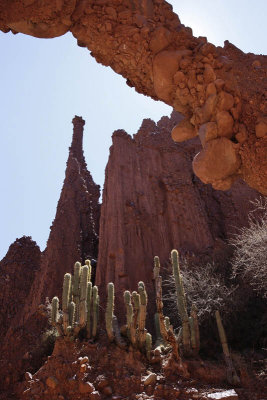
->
[17,334,266,400]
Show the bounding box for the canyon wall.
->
[96,111,260,323]
[1,0,266,194]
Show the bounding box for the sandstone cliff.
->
[96,111,260,322]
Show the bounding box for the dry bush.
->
[231,198,267,298]
[163,260,237,326]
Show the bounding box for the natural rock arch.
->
[1,0,266,194]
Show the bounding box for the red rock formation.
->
[1,1,266,194]
[24,116,100,318]
[96,111,260,322]
[0,116,100,398]
[0,236,41,346]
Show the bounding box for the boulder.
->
[193,138,241,184]
[199,122,218,146]
[171,119,197,142]
[216,111,234,138]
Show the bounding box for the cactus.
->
[62,273,72,334]
[86,282,92,338]
[171,249,191,355]
[138,281,147,348]
[92,286,98,338]
[85,259,92,282]
[190,304,200,354]
[146,332,152,360]
[68,301,75,328]
[215,310,230,357]
[105,282,115,341]
[132,291,140,329]
[215,310,240,385]
[154,313,163,347]
[153,256,160,279]
[51,296,59,325]
[79,265,89,327]
[73,262,81,321]
[154,255,179,360]
[124,290,136,345]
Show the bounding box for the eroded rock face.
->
[1,1,266,194]
[96,111,260,323]
[24,116,100,318]
[0,236,41,344]
[0,117,101,395]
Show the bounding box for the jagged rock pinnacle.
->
[70,115,86,162]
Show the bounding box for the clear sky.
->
[0,0,266,259]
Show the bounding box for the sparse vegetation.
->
[231,198,267,298]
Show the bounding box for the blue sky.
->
[0,0,266,259]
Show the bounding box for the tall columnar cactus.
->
[86,281,92,338]
[106,282,115,341]
[85,259,92,282]
[62,273,72,334]
[153,256,161,279]
[79,265,89,327]
[171,249,191,355]
[146,332,152,360]
[190,304,200,355]
[138,281,147,348]
[154,312,163,347]
[51,296,59,325]
[132,291,140,330]
[124,290,136,345]
[68,301,75,328]
[215,310,240,385]
[92,286,99,338]
[73,261,81,321]
[154,255,179,360]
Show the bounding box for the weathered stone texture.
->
[96,111,260,322]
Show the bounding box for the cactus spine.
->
[106,282,115,341]
[92,286,98,338]
[171,249,191,355]
[51,296,59,325]
[62,273,72,334]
